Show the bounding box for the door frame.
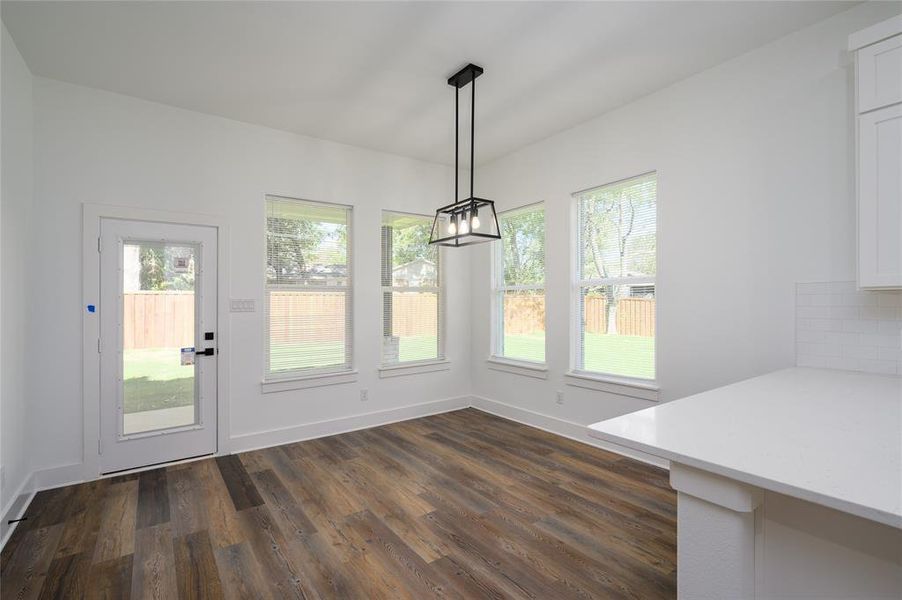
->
[82,203,231,479]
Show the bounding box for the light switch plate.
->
[230,299,256,313]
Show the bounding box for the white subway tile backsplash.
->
[796,330,827,344]
[878,347,902,362]
[796,282,902,375]
[842,319,878,333]
[842,345,878,360]
[877,293,901,308]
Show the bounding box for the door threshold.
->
[101,452,216,478]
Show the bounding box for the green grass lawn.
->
[126,332,654,414]
[580,333,655,380]
[270,336,438,374]
[123,348,195,414]
[502,332,654,379]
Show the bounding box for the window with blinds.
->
[381,212,442,365]
[492,203,546,363]
[265,196,352,378]
[574,172,656,380]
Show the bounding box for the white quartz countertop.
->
[588,368,902,528]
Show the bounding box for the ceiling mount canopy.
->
[429,63,500,247]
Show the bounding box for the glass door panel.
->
[121,241,198,436]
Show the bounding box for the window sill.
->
[261,370,358,393]
[564,370,659,401]
[486,356,548,380]
[378,360,451,378]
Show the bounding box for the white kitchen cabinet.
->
[851,16,902,289]
[857,34,902,112]
[858,104,902,288]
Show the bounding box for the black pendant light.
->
[429,63,501,247]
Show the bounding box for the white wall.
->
[1,25,34,513]
[28,77,470,477]
[469,3,902,431]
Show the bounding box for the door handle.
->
[195,348,215,356]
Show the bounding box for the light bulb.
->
[460,218,470,235]
[471,215,481,229]
[447,220,457,235]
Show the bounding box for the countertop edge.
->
[586,425,902,530]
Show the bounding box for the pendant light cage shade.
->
[429,197,500,247]
[429,62,500,248]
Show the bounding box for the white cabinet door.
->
[859,104,902,289]
[857,35,902,113]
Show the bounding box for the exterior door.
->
[99,218,218,473]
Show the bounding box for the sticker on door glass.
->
[181,347,195,366]
[172,255,191,273]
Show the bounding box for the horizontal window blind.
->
[574,172,656,380]
[493,203,545,363]
[266,196,352,378]
[381,212,442,365]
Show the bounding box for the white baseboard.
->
[469,395,669,469]
[1,471,35,549]
[32,462,87,492]
[229,395,471,453]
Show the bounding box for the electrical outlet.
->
[556,391,564,405]
[360,389,368,402]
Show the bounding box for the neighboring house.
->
[307,264,348,286]
[391,259,436,287]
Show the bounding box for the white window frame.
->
[569,172,658,389]
[380,210,446,369]
[490,202,546,368]
[263,195,354,385]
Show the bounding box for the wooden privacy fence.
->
[503,294,655,337]
[268,291,437,342]
[390,292,438,338]
[583,296,656,336]
[124,291,653,350]
[123,291,439,350]
[123,292,195,350]
[503,294,546,335]
[268,291,347,344]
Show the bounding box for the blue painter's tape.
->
[87,305,96,313]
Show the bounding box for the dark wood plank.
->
[236,505,312,600]
[92,480,138,563]
[131,523,177,600]
[38,551,91,599]
[214,455,264,511]
[136,468,170,529]
[198,459,246,549]
[213,542,275,600]
[88,554,134,600]
[173,530,224,600]
[167,461,210,537]
[342,509,463,600]
[1,524,64,600]
[251,469,317,539]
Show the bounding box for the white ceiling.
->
[2,1,858,166]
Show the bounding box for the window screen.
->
[492,203,545,363]
[381,212,442,365]
[266,196,352,378]
[574,172,656,380]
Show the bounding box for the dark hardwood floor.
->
[0,408,676,599]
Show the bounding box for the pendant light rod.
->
[455,85,459,203]
[470,72,476,198]
[448,63,483,202]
